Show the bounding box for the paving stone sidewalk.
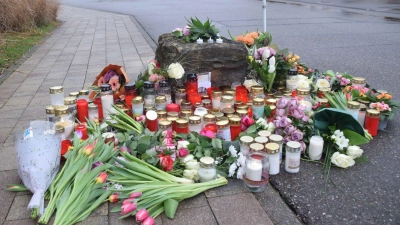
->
[0,5,301,225]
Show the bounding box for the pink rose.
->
[136,115,146,122]
[149,74,158,82]
[277,97,289,109]
[242,115,255,127]
[200,128,215,138]
[162,130,174,139]
[183,25,190,36]
[337,74,342,79]
[178,148,189,157]
[163,137,173,146]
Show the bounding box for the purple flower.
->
[183,26,190,36]
[291,129,304,142]
[277,108,286,117]
[302,115,310,122]
[336,74,342,79]
[299,141,307,153]
[254,47,276,60]
[120,145,131,153]
[277,116,292,128]
[284,125,296,135]
[104,70,118,83]
[277,97,289,109]
[275,128,284,136]
[287,98,299,111]
[291,108,305,119]
[92,161,104,170]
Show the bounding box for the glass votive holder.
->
[243,151,270,192]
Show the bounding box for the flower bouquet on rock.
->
[89,64,130,100]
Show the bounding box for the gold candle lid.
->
[251,86,263,94]
[357,99,370,105]
[200,156,215,168]
[176,88,186,93]
[236,105,248,110]
[155,95,166,103]
[258,130,271,137]
[167,116,179,122]
[201,94,210,100]
[224,90,236,96]
[221,95,234,103]
[210,108,221,113]
[55,105,69,116]
[253,98,265,106]
[255,136,269,144]
[49,86,63,94]
[181,101,191,107]
[204,114,216,122]
[297,88,310,96]
[202,99,212,107]
[45,105,55,114]
[347,101,360,109]
[69,92,79,97]
[167,111,179,117]
[318,98,329,104]
[221,108,235,115]
[54,125,65,133]
[159,120,172,129]
[283,93,292,98]
[250,143,264,152]
[266,98,277,105]
[212,90,222,97]
[227,114,240,119]
[79,90,89,95]
[283,89,292,94]
[265,92,274,99]
[269,134,283,143]
[181,110,193,118]
[236,109,248,117]
[175,118,188,128]
[239,136,254,145]
[189,115,201,124]
[274,93,283,98]
[352,77,366,84]
[64,97,76,105]
[217,116,229,122]
[277,86,285,92]
[366,109,380,117]
[265,143,280,154]
[286,141,301,152]
[216,120,229,128]
[213,112,224,118]
[132,96,144,104]
[229,117,241,126]
[157,110,167,118]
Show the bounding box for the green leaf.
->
[204,149,211,157]
[139,136,151,145]
[146,149,157,157]
[211,138,222,149]
[164,199,179,219]
[246,124,257,134]
[195,151,203,158]
[129,141,137,151]
[200,140,209,148]
[116,132,126,143]
[343,129,370,146]
[187,143,196,151]
[264,105,272,117]
[110,204,122,213]
[136,143,149,154]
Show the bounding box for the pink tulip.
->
[95,172,107,184]
[130,192,142,198]
[178,148,189,157]
[136,209,149,222]
[121,201,137,215]
[122,198,135,205]
[200,129,215,138]
[141,216,155,225]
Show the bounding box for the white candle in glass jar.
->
[245,160,262,181]
[101,94,114,119]
[56,119,74,139]
[308,135,324,160]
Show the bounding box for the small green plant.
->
[185,17,219,42]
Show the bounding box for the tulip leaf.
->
[116,132,126,142]
[212,138,222,149]
[164,199,179,219]
[343,129,370,146]
[246,124,257,134]
[204,149,211,157]
[110,205,122,212]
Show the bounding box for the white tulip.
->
[269,56,276,65]
[262,49,271,60]
[185,160,199,170]
[268,65,276,73]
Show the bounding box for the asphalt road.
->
[60,0,400,224]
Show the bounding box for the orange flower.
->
[244,37,254,45]
[250,31,258,39]
[245,33,252,39]
[236,35,244,42]
[377,93,392,99]
[109,193,120,203]
[95,172,108,184]
[83,143,95,156]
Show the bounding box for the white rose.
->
[268,65,276,73]
[185,160,199,170]
[267,122,275,133]
[167,63,185,79]
[181,154,194,164]
[316,79,330,89]
[346,146,364,159]
[268,56,276,66]
[297,79,310,89]
[147,62,156,75]
[177,140,190,150]
[331,152,355,168]
[183,170,199,181]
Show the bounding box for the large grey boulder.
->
[155,33,248,87]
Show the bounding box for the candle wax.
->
[246,160,262,181]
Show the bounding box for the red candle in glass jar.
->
[75,124,88,140]
[268,105,276,119]
[229,117,242,141]
[236,86,248,103]
[93,97,104,121]
[76,99,89,123]
[365,109,380,136]
[175,119,189,134]
[205,123,217,133]
[167,116,179,132]
[186,73,198,94]
[146,110,158,132]
[188,92,202,105]
[207,86,219,100]
[124,83,137,117]
[60,140,72,162]
[166,103,180,113]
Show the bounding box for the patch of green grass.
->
[0,22,59,75]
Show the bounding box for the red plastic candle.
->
[93,97,104,121]
[75,124,88,140]
[76,99,89,123]
[175,119,189,134]
[186,73,198,94]
[166,103,180,113]
[146,110,158,132]
[60,140,72,161]
[188,93,202,105]
[205,124,217,133]
[229,117,242,141]
[236,86,248,103]
[268,105,277,119]
[124,83,137,117]
[365,109,380,137]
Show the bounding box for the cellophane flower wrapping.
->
[14,121,61,215]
